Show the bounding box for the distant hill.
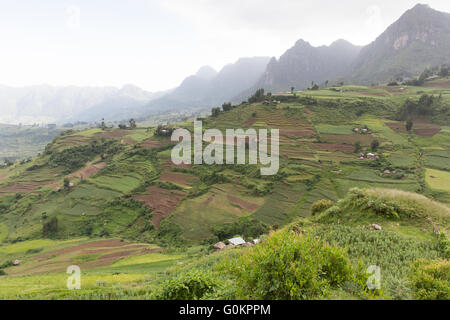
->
[247,4,450,93]
[0,84,165,125]
[141,57,271,116]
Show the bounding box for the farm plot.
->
[134,185,186,227]
[425,168,450,192]
[170,184,264,241]
[385,119,441,137]
[424,150,450,171]
[1,238,159,276]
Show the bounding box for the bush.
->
[316,205,342,221]
[157,271,217,300]
[0,260,13,269]
[227,230,373,299]
[0,269,6,276]
[42,217,58,238]
[211,217,269,241]
[311,199,334,216]
[409,259,449,300]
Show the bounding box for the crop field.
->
[425,168,450,192]
[171,183,265,241]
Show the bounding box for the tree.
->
[371,140,379,152]
[222,102,232,111]
[63,178,70,189]
[211,107,221,117]
[129,118,136,128]
[248,88,265,103]
[439,65,449,77]
[290,86,295,94]
[100,118,106,130]
[325,80,329,88]
[406,119,413,132]
[43,217,58,238]
[353,141,361,153]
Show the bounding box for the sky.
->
[0,0,449,92]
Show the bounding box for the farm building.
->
[228,237,246,246]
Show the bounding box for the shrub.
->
[0,260,13,269]
[42,217,58,238]
[316,205,342,221]
[311,199,334,216]
[211,217,269,241]
[409,259,450,300]
[0,269,6,276]
[227,230,372,299]
[157,271,217,300]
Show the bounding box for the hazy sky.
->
[0,1,449,92]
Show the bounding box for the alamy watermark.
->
[170,120,279,175]
[67,265,81,290]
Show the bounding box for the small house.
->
[228,237,246,246]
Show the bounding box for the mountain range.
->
[250,4,450,92]
[0,4,448,124]
[0,84,166,125]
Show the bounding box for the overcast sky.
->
[0,1,449,92]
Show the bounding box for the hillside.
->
[0,78,448,299]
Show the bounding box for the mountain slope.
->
[142,57,271,115]
[253,39,361,92]
[351,4,450,84]
[247,4,450,93]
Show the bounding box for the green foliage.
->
[211,217,269,241]
[0,269,6,276]
[157,219,184,246]
[42,217,58,238]
[313,224,442,299]
[310,199,334,216]
[157,271,217,300]
[211,107,221,117]
[248,88,265,103]
[222,102,233,111]
[437,233,450,259]
[40,139,120,174]
[154,125,174,137]
[0,260,13,269]
[397,94,437,121]
[409,259,449,300]
[370,140,379,152]
[227,230,376,299]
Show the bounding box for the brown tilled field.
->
[423,79,450,89]
[227,195,260,211]
[7,239,159,276]
[158,172,197,186]
[140,137,173,148]
[134,186,186,227]
[385,119,441,137]
[0,180,55,193]
[93,130,131,139]
[69,162,106,179]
